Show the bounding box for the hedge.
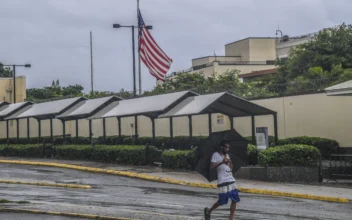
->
[258,144,321,167]
[0,144,158,165]
[161,149,196,170]
[277,136,338,159]
[0,136,207,151]
[247,144,258,165]
[0,145,44,158]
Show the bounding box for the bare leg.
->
[229,201,236,220]
[207,202,220,215]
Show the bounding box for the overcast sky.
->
[0,0,351,93]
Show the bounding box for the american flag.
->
[138,9,172,81]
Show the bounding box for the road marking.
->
[146,202,183,208]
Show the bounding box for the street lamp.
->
[112,23,152,97]
[1,64,31,103]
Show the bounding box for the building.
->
[0,76,27,103]
[159,31,317,85]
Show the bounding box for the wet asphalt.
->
[0,213,82,220]
[0,164,351,220]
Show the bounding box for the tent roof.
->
[158,92,276,118]
[325,80,352,96]
[56,96,122,120]
[0,102,33,120]
[89,91,198,119]
[5,97,86,120]
[0,101,10,108]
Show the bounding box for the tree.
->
[277,23,352,82]
[0,63,13,77]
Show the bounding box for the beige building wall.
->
[212,62,276,76]
[192,56,241,67]
[0,76,26,103]
[1,93,351,148]
[275,37,311,58]
[225,39,250,60]
[249,38,276,61]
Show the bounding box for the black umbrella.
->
[195,129,248,182]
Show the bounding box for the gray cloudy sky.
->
[0,0,351,93]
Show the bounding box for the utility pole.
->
[90,30,94,93]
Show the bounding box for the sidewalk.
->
[0,156,351,202]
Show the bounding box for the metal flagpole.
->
[90,30,94,93]
[137,0,142,95]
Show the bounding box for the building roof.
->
[5,97,86,120]
[0,102,33,120]
[325,80,352,96]
[240,68,278,78]
[192,55,241,61]
[56,96,122,121]
[225,37,275,46]
[158,92,276,118]
[0,101,10,108]
[89,91,198,119]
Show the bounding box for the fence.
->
[328,154,352,181]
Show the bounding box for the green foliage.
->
[0,62,13,77]
[0,145,43,158]
[277,23,352,83]
[247,144,258,165]
[162,149,196,170]
[259,144,321,167]
[277,136,338,159]
[0,144,157,165]
[26,84,84,102]
[55,145,93,160]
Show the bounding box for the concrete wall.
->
[249,38,276,61]
[192,56,241,67]
[1,93,351,148]
[212,62,276,76]
[0,76,26,103]
[225,39,250,60]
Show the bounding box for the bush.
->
[258,144,321,167]
[162,149,196,170]
[55,145,93,160]
[0,145,43,158]
[277,136,338,159]
[0,144,158,165]
[0,135,207,151]
[247,144,258,165]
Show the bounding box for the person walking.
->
[204,140,240,220]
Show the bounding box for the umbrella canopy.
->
[195,129,248,182]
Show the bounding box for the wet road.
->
[0,164,351,220]
[0,213,83,220]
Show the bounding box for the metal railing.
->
[329,154,352,181]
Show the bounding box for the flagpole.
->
[90,30,94,93]
[137,0,142,95]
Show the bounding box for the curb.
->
[0,159,349,204]
[0,180,91,189]
[0,208,133,220]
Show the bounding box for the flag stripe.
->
[142,27,172,63]
[138,9,172,81]
[140,37,169,71]
[141,30,171,69]
[141,50,165,80]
